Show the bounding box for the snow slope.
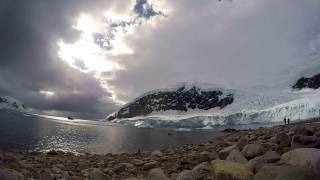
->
[0,96,27,112]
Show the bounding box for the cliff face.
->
[293,73,320,90]
[107,85,234,120]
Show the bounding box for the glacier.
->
[112,88,320,128]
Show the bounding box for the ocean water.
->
[0,110,278,154]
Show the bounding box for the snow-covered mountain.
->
[0,96,27,112]
[107,75,320,127]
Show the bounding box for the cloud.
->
[1,0,320,118]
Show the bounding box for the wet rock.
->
[226,149,248,164]
[211,160,253,180]
[142,161,159,170]
[0,168,24,180]
[291,135,320,149]
[176,170,195,180]
[148,168,170,180]
[191,162,211,180]
[241,143,269,159]
[247,150,280,173]
[254,165,318,180]
[280,148,320,176]
[219,145,239,160]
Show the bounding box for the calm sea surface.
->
[0,110,278,154]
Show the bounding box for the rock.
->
[147,168,170,180]
[222,128,239,133]
[132,159,145,166]
[211,160,253,180]
[241,143,269,159]
[219,145,239,160]
[294,126,315,136]
[235,136,249,151]
[291,135,320,149]
[247,150,280,173]
[89,169,111,180]
[46,150,59,155]
[151,150,163,157]
[314,131,320,137]
[52,166,62,174]
[275,132,290,147]
[226,149,248,164]
[39,170,54,180]
[197,151,219,162]
[114,163,135,173]
[280,148,320,176]
[0,168,24,180]
[254,165,318,180]
[142,161,159,170]
[191,162,211,180]
[176,170,195,180]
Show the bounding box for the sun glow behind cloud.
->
[57,1,169,106]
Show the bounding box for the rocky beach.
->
[1,121,320,180]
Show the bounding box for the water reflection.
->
[0,110,278,154]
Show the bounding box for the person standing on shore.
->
[284,118,287,125]
[288,118,290,124]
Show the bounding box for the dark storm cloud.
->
[0,0,120,118]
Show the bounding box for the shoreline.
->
[1,120,320,179]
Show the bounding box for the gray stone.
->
[39,170,53,180]
[226,149,248,164]
[191,162,211,180]
[176,170,195,180]
[143,161,159,170]
[198,151,219,162]
[294,126,315,136]
[314,131,320,137]
[0,168,24,180]
[132,159,145,166]
[247,150,280,173]
[241,143,269,159]
[291,135,320,149]
[89,169,111,180]
[114,163,135,173]
[147,168,169,180]
[254,165,318,180]
[275,132,290,147]
[151,150,163,157]
[280,148,320,176]
[235,136,249,151]
[219,145,239,160]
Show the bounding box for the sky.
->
[1,0,320,119]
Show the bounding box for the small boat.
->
[67,116,74,120]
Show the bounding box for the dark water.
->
[0,110,278,154]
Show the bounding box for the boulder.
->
[197,151,219,162]
[132,159,145,166]
[114,163,135,173]
[254,165,318,180]
[176,170,195,180]
[226,149,248,164]
[143,161,159,170]
[211,160,253,180]
[275,132,290,147]
[235,136,249,151]
[247,150,280,173]
[219,145,239,160]
[148,168,170,180]
[314,131,320,137]
[280,148,320,176]
[294,126,315,136]
[151,150,163,157]
[291,135,320,149]
[89,169,111,180]
[241,143,269,159]
[0,168,24,180]
[191,162,211,180]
